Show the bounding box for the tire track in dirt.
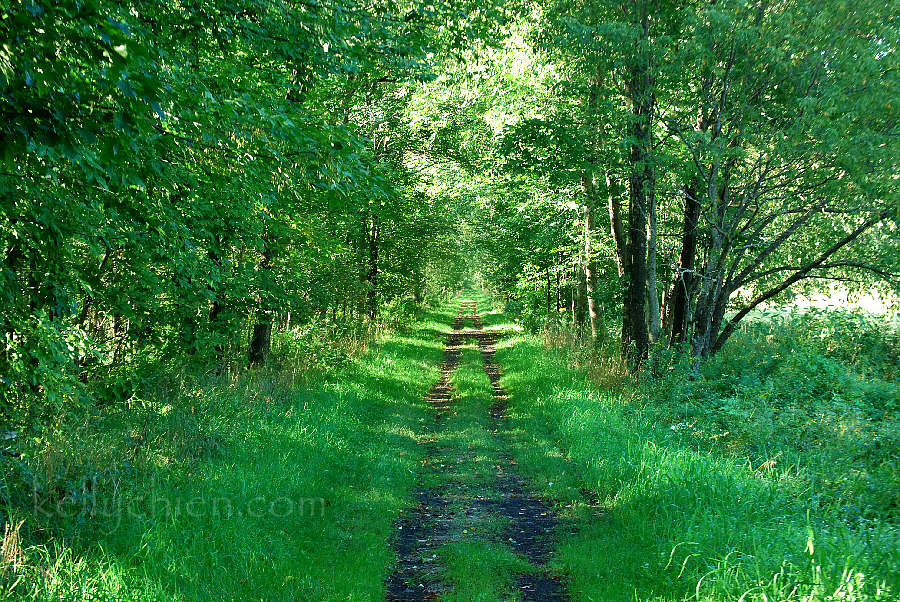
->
[469,303,566,601]
[385,305,467,600]
[385,301,566,601]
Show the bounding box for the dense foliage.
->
[1,1,898,599]
[414,0,898,365]
[1,0,507,428]
[3,0,897,427]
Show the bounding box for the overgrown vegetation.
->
[650,309,899,524]
[491,300,899,601]
[0,304,451,600]
[2,0,898,599]
[1,0,481,432]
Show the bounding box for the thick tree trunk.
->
[622,7,653,366]
[668,185,700,345]
[248,320,272,366]
[624,191,649,363]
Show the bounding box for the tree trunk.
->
[556,258,561,313]
[575,258,586,329]
[647,182,661,344]
[690,181,728,361]
[569,263,576,324]
[209,293,224,367]
[622,6,653,366]
[668,185,700,345]
[580,63,604,341]
[248,239,272,367]
[366,215,379,320]
[584,200,600,339]
[624,195,649,363]
[413,276,424,304]
[581,176,601,339]
[605,174,628,279]
[546,266,552,315]
[248,320,272,367]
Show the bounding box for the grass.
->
[0,304,459,600]
[439,539,529,602]
[646,308,898,525]
[3,295,896,600]
[490,299,899,601]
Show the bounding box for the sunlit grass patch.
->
[1,304,456,600]
[439,539,532,602]
[496,307,899,601]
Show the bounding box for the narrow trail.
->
[386,301,566,601]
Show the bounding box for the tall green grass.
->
[5,297,894,600]
[489,304,898,601]
[1,305,458,600]
[645,308,898,526]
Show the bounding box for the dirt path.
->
[385,301,566,601]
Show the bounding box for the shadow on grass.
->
[7,302,460,601]
[495,333,899,601]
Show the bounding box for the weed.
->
[498,306,899,601]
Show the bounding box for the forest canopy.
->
[2,0,897,426]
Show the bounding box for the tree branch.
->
[711,209,890,353]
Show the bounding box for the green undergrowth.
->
[0,304,459,600]
[439,539,530,602]
[5,294,894,601]
[645,308,899,525]
[485,299,898,601]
